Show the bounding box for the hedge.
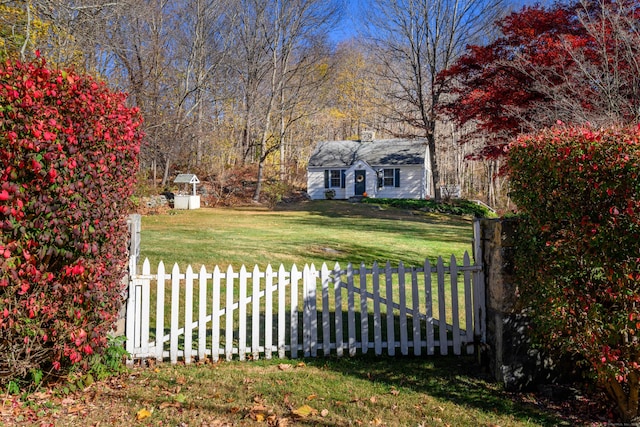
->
[507,124,640,422]
[0,55,143,385]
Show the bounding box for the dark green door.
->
[355,170,366,195]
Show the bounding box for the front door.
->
[354,170,366,196]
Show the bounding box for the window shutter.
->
[395,168,401,187]
[341,170,346,188]
[324,170,329,188]
[378,176,383,188]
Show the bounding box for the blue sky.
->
[329,0,551,44]
[329,0,366,43]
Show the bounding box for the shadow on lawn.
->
[275,199,472,227]
[303,355,566,426]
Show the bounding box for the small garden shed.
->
[306,133,432,200]
[173,173,201,210]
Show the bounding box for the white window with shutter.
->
[380,168,400,188]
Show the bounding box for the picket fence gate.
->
[125,249,485,364]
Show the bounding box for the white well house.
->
[173,174,201,210]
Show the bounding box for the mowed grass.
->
[46,357,567,427]
[139,200,475,270]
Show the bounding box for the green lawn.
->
[139,200,475,270]
[65,356,567,427]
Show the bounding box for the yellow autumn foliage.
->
[0,4,49,60]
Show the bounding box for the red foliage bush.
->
[507,124,640,422]
[0,56,143,384]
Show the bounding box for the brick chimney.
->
[360,130,375,142]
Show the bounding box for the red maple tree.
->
[441,0,640,157]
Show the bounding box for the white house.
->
[306,133,432,200]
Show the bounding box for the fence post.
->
[124,275,136,363]
[480,218,549,391]
[472,219,486,349]
[119,214,142,347]
[128,214,141,274]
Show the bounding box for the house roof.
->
[307,138,428,168]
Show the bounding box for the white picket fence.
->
[125,252,485,363]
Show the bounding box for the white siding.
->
[309,165,426,200]
[307,168,347,200]
[374,165,425,199]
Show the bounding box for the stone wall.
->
[480,218,561,391]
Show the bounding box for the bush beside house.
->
[0,56,143,387]
[507,124,640,422]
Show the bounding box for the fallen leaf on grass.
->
[159,401,181,410]
[372,418,383,426]
[283,393,292,408]
[370,396,377,403]
[135,408,152,420]
[291,404,318,418]
[267,413,278,424]
[390,388,400,396]
[320,409,329,417]
[248,404,272,423]
[306,394,318,401]
[278,364,292,371]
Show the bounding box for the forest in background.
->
[3,0,639,211]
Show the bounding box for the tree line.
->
[2,0,637,209]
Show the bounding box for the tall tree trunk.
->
[428,134,440,200]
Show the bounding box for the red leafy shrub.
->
[507,124,640,422]
[0,56,143,385]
